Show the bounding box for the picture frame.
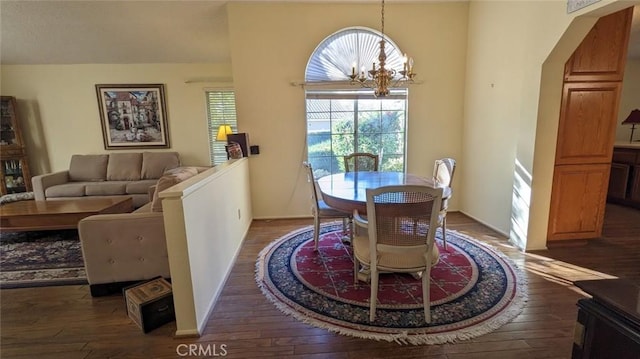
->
[95,84,170,149]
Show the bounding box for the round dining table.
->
[317,171,451,214]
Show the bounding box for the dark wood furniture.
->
[317,171,451,214]
[572,279,640,359]
[0,96,32,195]
[608,145,640,209]
[0,197,133,232]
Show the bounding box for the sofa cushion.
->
[69,154,108,182]
[126,180,158,194]
[45,183,88,197]
[150,167,199,212]
[194,166,213,173]
[141,152,180,180]
[85,182,128,196]
[106,153,142,181]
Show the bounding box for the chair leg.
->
[353,257,359,285]
[341,217,351,244]
[442,216,448,251]
[349,216,354,240]
[423,260,432,323]
[370,269,379,322]
[314,215,321,251]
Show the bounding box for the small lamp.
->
[622,109,640,143]
[215,125,233,141]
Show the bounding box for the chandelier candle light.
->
[349,0,416,97]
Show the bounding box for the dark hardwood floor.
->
[529,203,640,282]
[1,208,638,358]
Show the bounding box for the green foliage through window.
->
[306,89,407,177]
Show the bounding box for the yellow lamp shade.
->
[215,125,233,141]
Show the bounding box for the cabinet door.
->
[555,82,621,165]
[630,167,640,203]
[0,96,24,150]
[1,157,32,195]
[548,164,610,241]
[564,8,632,82]
[607,163,630,200]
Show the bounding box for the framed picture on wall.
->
[95,84,170,149]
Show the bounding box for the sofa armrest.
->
[78,212,169,285]
[31,170,70,201]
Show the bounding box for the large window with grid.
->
[304,27,409,177]
[306,89,407,177]
[206,89,237,165]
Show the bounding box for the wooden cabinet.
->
[607,146,640,209]
[547,8,633,244]
[0,96,32,195]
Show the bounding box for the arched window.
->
[305,27,408,177]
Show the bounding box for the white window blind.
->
[206,90,237,165]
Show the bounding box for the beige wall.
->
[227,1,468,219]
[0,63,231,174]
[616,59,640,142]
[464,0,638,250]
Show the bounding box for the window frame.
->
[205,88,238,166]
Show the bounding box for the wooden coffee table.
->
[0,197,134,232]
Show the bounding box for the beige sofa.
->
[32,152,180,208]
[78,166,203,296]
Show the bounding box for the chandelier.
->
[349,0,416,97]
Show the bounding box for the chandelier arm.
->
[347,0,416,97]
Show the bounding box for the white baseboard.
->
[458,210,510,238]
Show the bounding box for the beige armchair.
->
[78,166,204,296]
[78,204,170,296]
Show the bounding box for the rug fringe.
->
[255,222,529,346]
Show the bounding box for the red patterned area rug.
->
[256,222,527,345]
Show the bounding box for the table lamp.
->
[216,125,236,159]
[622,109,640,143]
[215,125,233,142]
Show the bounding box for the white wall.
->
[0,63,232,174]
[226,2,468,219]
[161,158,252,336]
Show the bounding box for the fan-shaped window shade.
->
[305,27,406,83]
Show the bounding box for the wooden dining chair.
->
[352,184,443,322]
[433,158,456,250]
[343,153,379,172]
[302,162,351,251]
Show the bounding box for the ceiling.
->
[0,1,638,65]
